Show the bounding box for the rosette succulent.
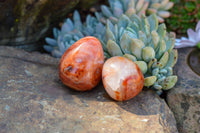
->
[101,13,178,93]
[97,0,173,24]
[166,0,200,35]
[44,10,105,58]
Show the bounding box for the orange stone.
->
[59,36,104,91]
[102,56,144,101]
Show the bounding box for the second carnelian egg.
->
[102,56,144,101]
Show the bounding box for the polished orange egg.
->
[102,56,144,101]
[59,36,104,91]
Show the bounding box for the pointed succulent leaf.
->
[148,58,157,72]
[128,22,139,37]
[106,20,116,42]
[125,8,136,18]
[148,14,158,32]
[120,33,131,54]
[157,24,166,40]
[43,45,54,53]
[101,5,113,18]
[139,31,147,45]
[61,19,74,33]
[131,38,145,60]
[153,83,162,90]
[118,14,130,29]
[52,49,63,58]
[136,0,145,11]
[151,30,159,49]
[156,40,166,59]
[166,67,173,76]
[160,0,170,8]
[163,2,174,10]
[159,69,167,74]
[141,14,150,36]
[152,67,159,76]
[158,51,169,69]
[134,61,148,74]
[128,0,135,9]
[129,14,141,28]
[123,54,137,61]
[150,3,161,9]
[158,11,170,18]
[142,46,156,62]
[45,37,57,46]
[125,30,137,39]
[158,76,178,90]
[53,28,60,39]
[107,40,123,56]
[144,76,157,87]
[164,49,178,68]
[147,8,157,14]
[165,32,175,53]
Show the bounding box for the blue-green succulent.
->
[101,13,178,93]
[97,0,173,24]
[44,10,105,58]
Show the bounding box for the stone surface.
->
[167,48,200,133]
[0,46,178,133]
[0,0,100,51]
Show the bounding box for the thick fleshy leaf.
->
[142,46,156,62]
[158,76,178,90]
[118,14,130,29]
[164,49,178,68]
[43,45,54,53]
[158,51,169,69]
[157,11,170,18]
[148,14,158,32]
[45,37,57,46]
[123,54,137,61]
[144,76,157,86]
[156,40,166,59]
[101,5,113,18]
[107,40,123,56]
[134,61,147,74]
[157,24,166,40]
[61,19,74,33]
[120,33,131,54]
[151,30,159,48]
[130,38,145,60]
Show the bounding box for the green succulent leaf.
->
[134,61,148,74]
[144,76,157,87]
[107,40,123,56]
[130,38,145,60]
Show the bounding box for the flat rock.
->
[0,46,178,133]
[167,48,200,133]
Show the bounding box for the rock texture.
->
[0,0,100,51]
[167,48,200,133]
[0,46,178,133]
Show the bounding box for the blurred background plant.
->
[44,0,174,58]
[166,0,200,36]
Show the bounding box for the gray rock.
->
[167,48,200,133]
[0,46,178,133]
[0,0,100,51]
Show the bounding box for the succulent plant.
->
[97,0,173,24]
[101,13,178,93]
[166,0,200,35]
[44,10,105,58]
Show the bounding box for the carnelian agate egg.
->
[59,36,104,91]
[102,56,144,101]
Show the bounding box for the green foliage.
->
[166,0,200,35]
[103,13,178,92]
